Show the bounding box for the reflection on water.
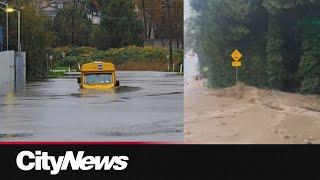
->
[146,92,183,97]
[72,86,143,98]
[0,71,183,141]
[0,133,33,138]
[115,86,143,93]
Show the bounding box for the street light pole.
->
[6,7,8,50]
[17,10,20,56]
[167,0,173,72]
[5,7,20,56]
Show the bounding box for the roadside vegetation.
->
[189,0,320,95]
[50,46,183,72]
[0,0,183,77]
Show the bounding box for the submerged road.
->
[0,71,183,141]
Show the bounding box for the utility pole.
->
[167,0,173,72]
[72,0,76,46]
[141,0,147,39]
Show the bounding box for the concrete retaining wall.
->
[0,51,26,96]
[0,51,15,95]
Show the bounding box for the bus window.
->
[85,73,113,84]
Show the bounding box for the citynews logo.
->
[16,151,129,175]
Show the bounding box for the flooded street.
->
[0,71,183,141]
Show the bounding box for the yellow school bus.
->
[77,61,119,90]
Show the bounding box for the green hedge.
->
[50,46,183,68]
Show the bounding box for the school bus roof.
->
[80,62,115,72]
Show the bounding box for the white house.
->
[40,0,101,24]
[87,12,101,25]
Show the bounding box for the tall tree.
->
[0,1,54,77]
[265,16,286,89]
[190,0,258,87]
[98,0,144,49]
[190,0,320,94]
[134,0,183,48]
[298,2,320,94]
[53,4,92,47]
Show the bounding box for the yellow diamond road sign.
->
[231,49,242,62]
[232,61,241,67]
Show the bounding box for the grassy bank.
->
[48,71,66,78]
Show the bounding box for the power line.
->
[102,16,139,20]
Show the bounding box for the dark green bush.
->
[50,46,183,69]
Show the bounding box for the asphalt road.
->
[0,71,183,141]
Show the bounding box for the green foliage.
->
[265,17,286,89]
[262,0,318,14]
[48,71,65,78]
[50,46,183,69]
[98,0,144,49]
[0,1,54,77]
[190,0,264,88]
[299,32,320,94]
[0,0,182,77]
[190,0,320,95]
[53,5,92,46]
[22,4,54,77]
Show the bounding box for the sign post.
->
[230,49,243,85]
[236,66,238,84]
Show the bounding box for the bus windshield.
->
[84,73,113,84]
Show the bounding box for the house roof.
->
[40,5,59,17]
[41,6,59,11]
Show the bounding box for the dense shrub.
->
[299,33,320,94]
[190,0,320,95]
[50,46,183,71]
